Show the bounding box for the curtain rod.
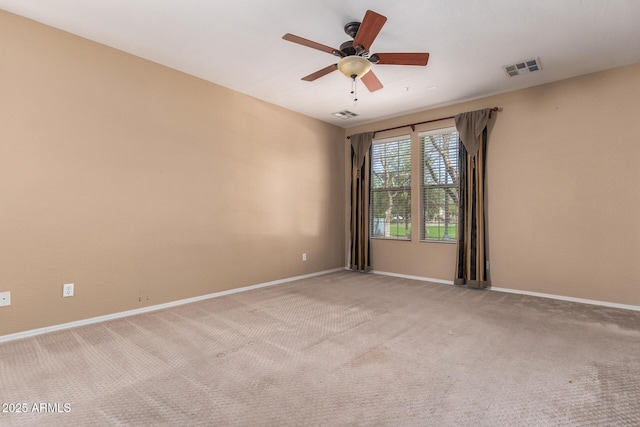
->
[346,107,499,139]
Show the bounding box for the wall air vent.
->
[332,110,358,119]
[503,58,542,77]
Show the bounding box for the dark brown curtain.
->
[349,132,374,272]
[454,109,494,289]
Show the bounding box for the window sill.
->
[370,237,412,242]
[419,239,457,244]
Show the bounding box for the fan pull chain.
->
[351,76,358,102]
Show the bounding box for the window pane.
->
[370,137,411,240]
[422,187,458,240]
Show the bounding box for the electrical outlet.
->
[63,283,74,297]
[0,291,10,307]
[302,253,307,261]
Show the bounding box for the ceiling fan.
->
[282,10,430,93]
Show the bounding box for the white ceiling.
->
[2,0,639,128]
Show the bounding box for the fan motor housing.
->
[340,41,357,56]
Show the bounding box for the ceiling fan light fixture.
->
[338,56,371,80]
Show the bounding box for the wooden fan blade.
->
[302,64,338,81]
[283,33,341,56]
[353,10,387,51]
[361,70,383,92]
[372,52,430,66]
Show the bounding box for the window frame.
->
[369,134,412,241]
[419,126,460,243]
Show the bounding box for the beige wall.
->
[0,11,345,336]
[345,63,640,306]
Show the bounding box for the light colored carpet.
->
[1,271,639,426]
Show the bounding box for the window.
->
[420,128,460,242]
[370,136,411,240]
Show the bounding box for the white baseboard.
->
[5,268,636,344]
[371,270,454,285]
[0,268,344,344]
[489,286,640,312]
[371,269,640,312]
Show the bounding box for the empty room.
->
[1,1,639,425]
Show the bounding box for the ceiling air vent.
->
[332,110,358,119]
[503,58,542,77]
